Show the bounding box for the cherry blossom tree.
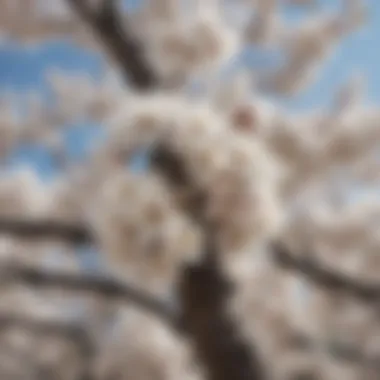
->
[0,0,378,379]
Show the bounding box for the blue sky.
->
[0,1,378,100]
[0,0,379,177]
[289,0,380,108]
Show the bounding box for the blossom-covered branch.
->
[0,311,96,380]
[179,235,268,380]
[283,331,380,370]
[0,263,178,330]
[151,141,269,379]
[0,312,93,356]
[271,242,380,303]
[0,0,377,378]
[66,1,273,378]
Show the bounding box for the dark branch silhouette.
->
[0,264,178,330]
[271,242,380,303]
[0,1,374,379]
[179,233,268,380]
[0,313,96,380]
[67,0,158,89]
[0,217,92,244]
[151,144,207,222]
[0,258,376,373]
[282,330,380,370]
[0,309,378,373]
[0,313,93,356]
[152,143,268,379]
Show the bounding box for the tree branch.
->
[0,307,378,374]
[0,260,377,372]
[0,264,179,330]
[150,144,207,223]
[0,217,92,244]
[179,234,268,380]
[151,143,269,379]
[11,1,373,378]
[0,312,96,380]
[0,312,93,356]
[66,0,158,89]
[271,242,380,303]
[284,330,380,370]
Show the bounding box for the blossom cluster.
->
[0,0,377,379]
